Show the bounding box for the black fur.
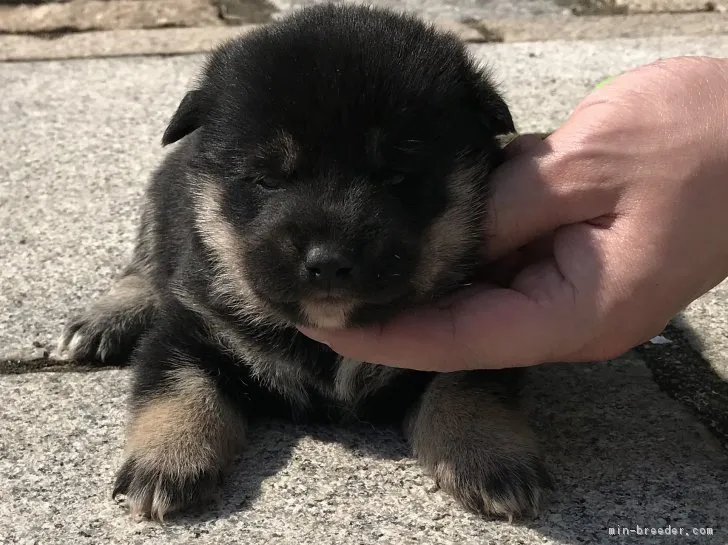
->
[59,4,551,521]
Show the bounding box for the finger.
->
[484,136,569,261]
[484,112,621,261]
[298,291,527,371]
[298,262,585,371]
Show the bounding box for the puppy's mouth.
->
[297,296,358,330]
[306,289,352,302]
[250,271,413,329]
[295,288,413,330]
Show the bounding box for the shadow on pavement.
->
[520,342,727,544]
[640,318,728,447]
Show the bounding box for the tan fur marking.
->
[495,132,520,149]
[192,177,283,326]
[95,274,155,312]
[412,160,486,293]
[495,131,551,151]
[299,299,356,329]
[124,366,246,477]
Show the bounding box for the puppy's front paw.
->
[407,371,552,519]
[57,274,155,364]
[59,311,141,365]
[112,459,220,521]
[427,447,552,519]
[113,366,247,520]
[113,456,223,521]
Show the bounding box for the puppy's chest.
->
[248,336,400,406]
[210,313,434,422]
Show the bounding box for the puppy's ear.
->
[162,90,207,146]
[470,77,518,147]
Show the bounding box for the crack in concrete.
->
[0,357,124,374]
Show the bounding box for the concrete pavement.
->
[2,0,725,36]
[3,13,728,62]
[2,33,728,544]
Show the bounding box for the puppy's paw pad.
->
[112,458,223,521]
[431,455,552,519]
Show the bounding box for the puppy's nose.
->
[304,245,354,287]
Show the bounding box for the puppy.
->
[58,4,552,521]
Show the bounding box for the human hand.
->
[299,56,728,371]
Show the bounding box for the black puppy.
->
[58,4,552,521]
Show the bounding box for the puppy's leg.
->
[58,265,156,364]
[58,207,158,365]
[406,371,552,519]
[112,327,247,521]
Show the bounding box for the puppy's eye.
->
[255,178,282,191]
[389,175,406,186]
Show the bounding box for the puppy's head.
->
[166,5,515,329]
